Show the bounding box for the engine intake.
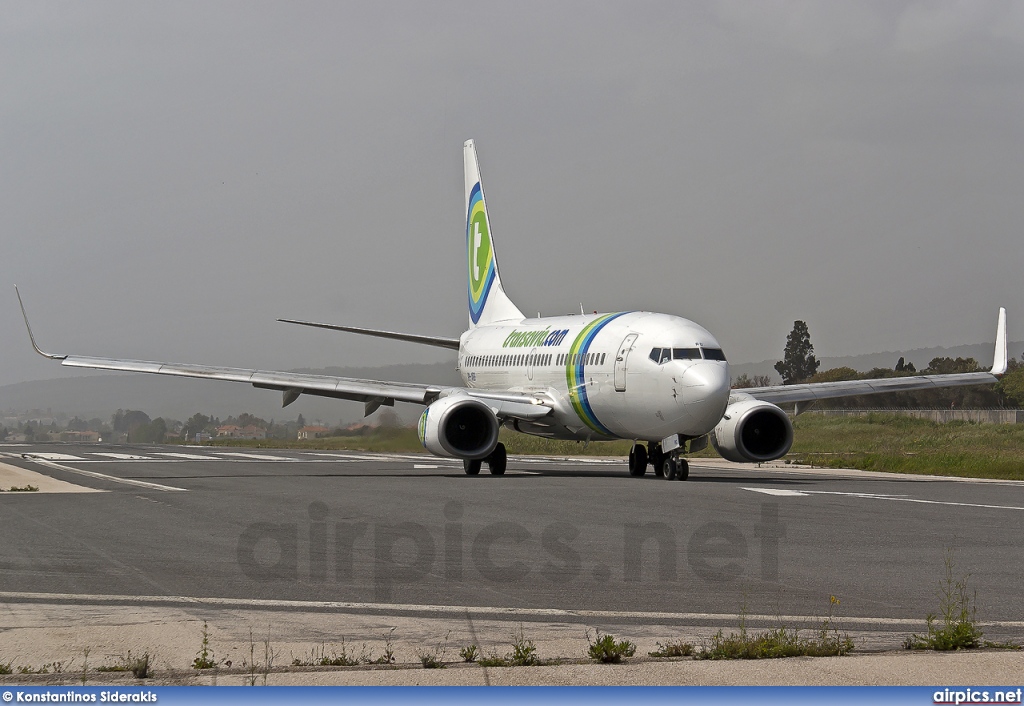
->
[711,398,793,463]
[417,395,500,460]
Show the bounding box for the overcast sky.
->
[3,1,1023,389]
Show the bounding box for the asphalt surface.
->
[1,442,1022,642]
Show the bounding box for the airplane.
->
[17,140,1009,480]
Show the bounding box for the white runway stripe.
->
[29,459,187,492]
[2,590,1022,628]
[90,453,153,460]
[154,452,220,460]
[213,452,295,461]
[24,453,84,461]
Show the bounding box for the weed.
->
[649,640,694,658]
[905,549,984,650]
[475,625,543,667]
[0,661,11,675]
[586,630,636,663]
[4,485,39,492]
[476,653,508,667]
[239,628,277,686]
[80,648,90,686]
[459,644,479,663]
[17,662,63,674]
[96,651,153,677]
[509,625,540,666]
[697,597,853,660]
[290,640,359,667]
[192,621,217,669]
[376,627,397,665]
[416,631,450,669]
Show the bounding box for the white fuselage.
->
[457,311,731,442]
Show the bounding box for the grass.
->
[158,412,1024,479]
[2,485,39,492]
[779,414,1024,480]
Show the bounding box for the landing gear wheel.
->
[464,459,481,475]
[676,458,689,481]
[628,444,648,477]
[487,443,507,475]
[649,445,664,477]
[662,457,677,481]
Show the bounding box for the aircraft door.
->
[528,347,536,381]
[613,333,638,392]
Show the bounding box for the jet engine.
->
[417,395,500,460]
[710,398,793,463]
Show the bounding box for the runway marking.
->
[154,453,221,460]
[29,459,187,492]
[90,453,154,460]
[213,452,296,461]
[742,487,1024,511]
[2,590,1022,629]
[414,464,441,469]
[25,453,85,461]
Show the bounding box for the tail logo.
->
[467,182,495,324]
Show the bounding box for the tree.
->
[183,413,212,438]
[297,413,306,428]
[732,374,773,389]
[774,320,820,384]
[112,409,151,434]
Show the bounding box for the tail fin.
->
[464,139,524,328]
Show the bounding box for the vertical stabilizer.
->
[464,139,524,328]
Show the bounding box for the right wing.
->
[16,287,550,421]
[741,308,1008,407]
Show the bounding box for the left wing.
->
[16,288,550,421]
[277,318,461,350]
[741,308,1007,407]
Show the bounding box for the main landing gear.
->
[628,442,689,481]
[464,442,507,476]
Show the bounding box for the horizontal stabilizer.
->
[278,318,461,350]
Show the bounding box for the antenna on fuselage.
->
[579,302,585,315]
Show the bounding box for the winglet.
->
[14,286,66,360]
[991,307,1007,375]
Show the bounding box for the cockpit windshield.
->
[649,347,728,364]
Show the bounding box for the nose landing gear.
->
[660,454,689,481]
[627,441,690,480]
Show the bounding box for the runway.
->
[1,442,1022,642]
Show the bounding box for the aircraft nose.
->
[681,361,731,401]
[680,362,731,429]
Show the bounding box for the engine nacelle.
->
[711,398,793,463]
[417,395,500,460]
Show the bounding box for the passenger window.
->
[600,352,606,365]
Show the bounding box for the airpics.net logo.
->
[467,183,494,323]
[235,500,787,601]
